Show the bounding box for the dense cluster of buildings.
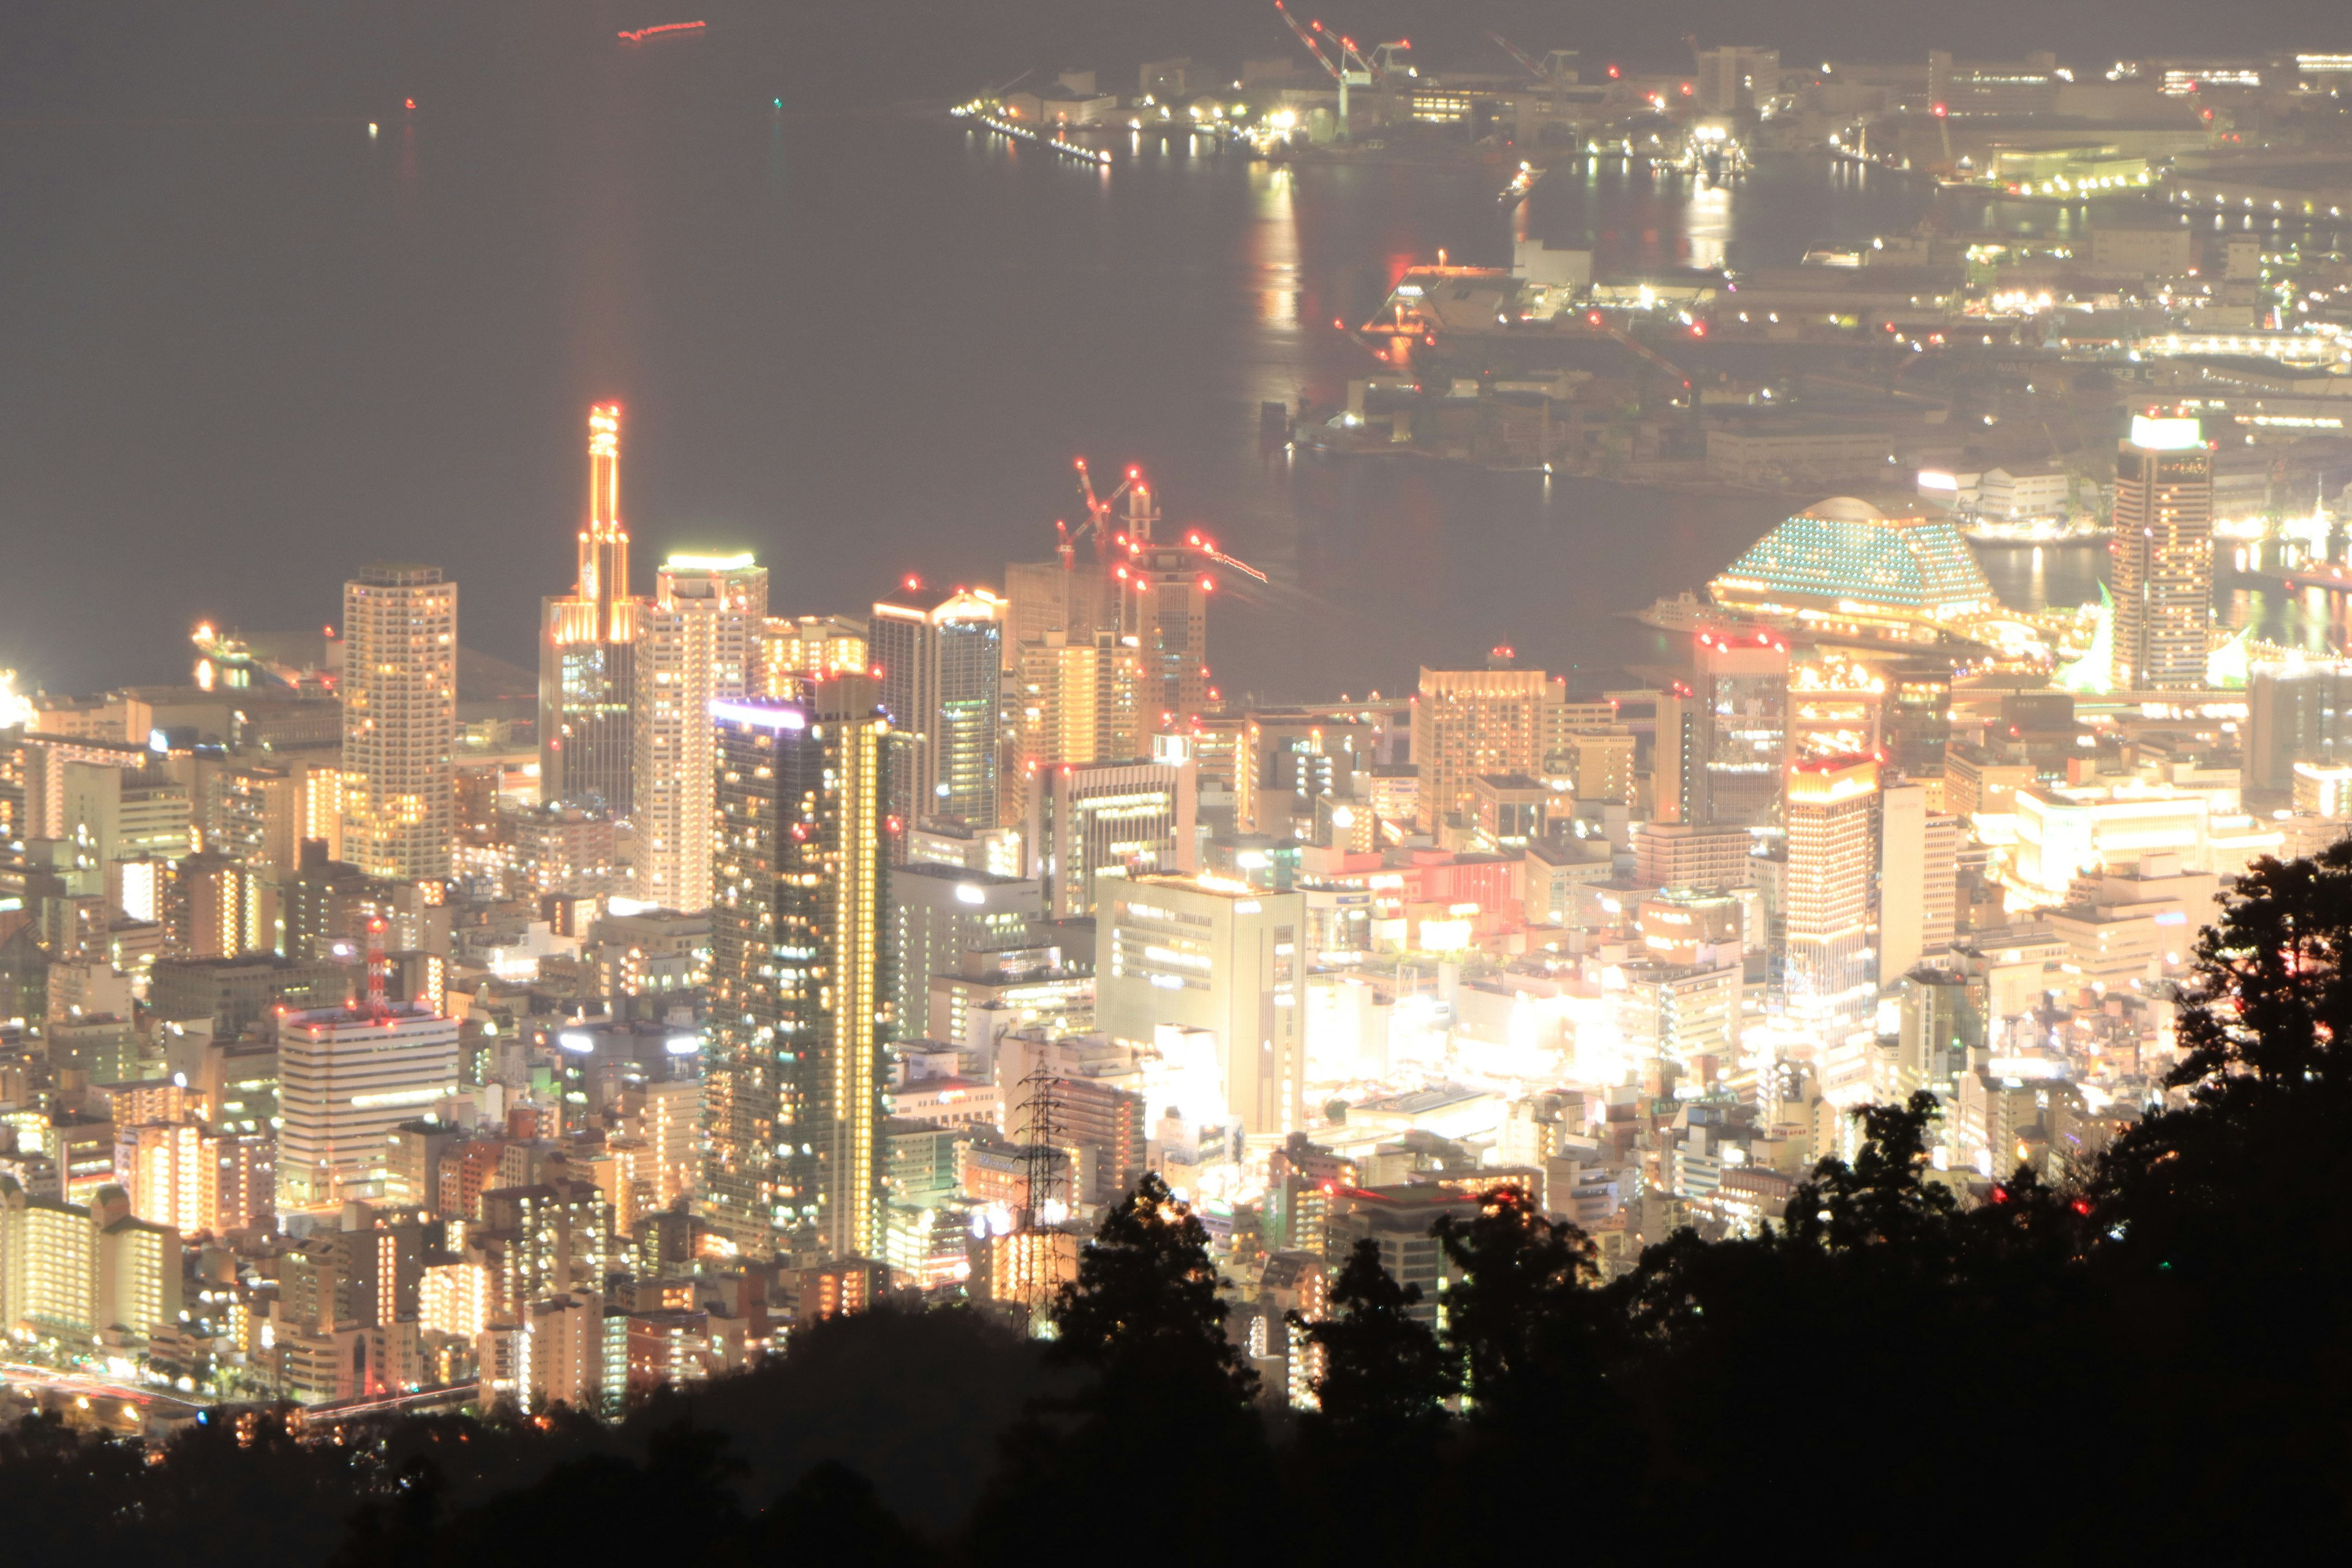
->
[8,386,2351,1425]
[7,31,2352,1427]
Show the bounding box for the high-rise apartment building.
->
[1653,688,1711,825]
[870,585,1005,835]
[761,613,868,696]
[1782,755,1879,1032]
[541,404,643,812]
[1011,629,1147,816]
[1028,753,1197,920]
[276,998,461,1216]
[703,687,890,1258]
[2109,416,2214,692]
[341,563,457,881]
[634,553,768,913]
[1411,665,1560,832]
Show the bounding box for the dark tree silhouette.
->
[965,1173,1279,1567]
[727,1459,937,1567]
[1047,1169,1256,1399]
[1292,1235,1458,1439]
[1430,1185,1607,1419]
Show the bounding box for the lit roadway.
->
[0,1360,205,1425]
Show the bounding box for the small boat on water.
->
[1500,161,1545,202]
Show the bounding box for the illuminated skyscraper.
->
[1695,630,1789,835]
[341,564,456,881]
[634,554,768,913]
[276,998,462,1217]
[1028,752,1197,920]
[703,685,890,1258]
[2109,416,2214,692]
[541,404,643,812]
[870,584,1004,836]
[761,613,869,696]
[1411,665,1558,832]
[1781,754,1879,1031]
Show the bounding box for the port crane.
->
[1272,1,1385,140]
[1487,31,1576,83]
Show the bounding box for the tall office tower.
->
[1010,630,1147,808]
[2109,415,2214,692]
[1696,630,1790,835]
[2245,660,2352,794]
[761,613,869,698]
[884,863,1041,1042]
[1028,752,1197,920]
[1782,755,1880,1033]
[541,403,643,812]
[276,996,461,1216]
[703,685,890,1258]
[1653,687,1712,825]
[1876,782,1958,980]
[870,586,1005,836]
[634,553,769,913]
[1411,665,1559,832]
[341,563,457,881]
[1096,876,1305,1140]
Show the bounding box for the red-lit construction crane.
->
[1062,457,1140,569]
[1272,1,1366,139]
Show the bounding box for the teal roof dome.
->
[1712,497,1994,618]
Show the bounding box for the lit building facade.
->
[1782,755,1879,1031]
[541,403,643,813]
[340,564,457,881]
[870,585,1005,836]
[1411,666,1558,832]
[703,689,889,1258]
[1695,631,1791,834]
[276,1002,461,1216]
[2247,660,2352,794]
[1097,876,1305,1140]
[2109,418,2214,692]
[635,553,768,913]
[1028,753,1197,919]
[760,613,868,695]
[884,862,1041,1044]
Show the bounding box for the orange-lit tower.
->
[576,401,632,626]
[540,402,645,812]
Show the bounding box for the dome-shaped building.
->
[1711,497,1994,631]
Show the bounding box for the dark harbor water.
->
[1,1,2337,697]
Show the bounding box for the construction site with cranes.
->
[957,4,1785,164]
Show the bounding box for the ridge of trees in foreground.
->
[18,844,2352,1564]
